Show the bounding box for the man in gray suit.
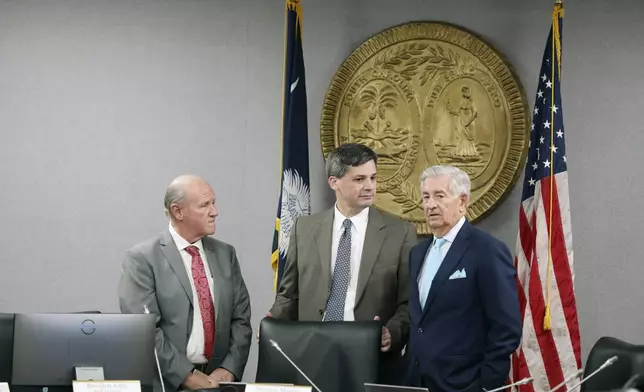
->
[268,143,417,383]
[118,175,251,391]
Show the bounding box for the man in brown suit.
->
[268,143,417,383]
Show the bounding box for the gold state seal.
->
[320,22,530,234]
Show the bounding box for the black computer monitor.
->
[11,313,156,392]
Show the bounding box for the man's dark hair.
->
[325,143,378,178]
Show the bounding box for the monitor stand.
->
[74,368,105,382]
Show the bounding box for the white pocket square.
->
[449,268,467,280]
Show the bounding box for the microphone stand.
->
[269,339,323,392]
[143,305,166,392]
[547,368,584,392]
[483,377,533,392]
[567,356,618,391]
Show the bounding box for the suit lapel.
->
[160,229,194,305]
[410,238,432,315]
[411,237,433,283]
[203,238,223,322]
[354,207,386,306]
[422,221,472,317]
[316,209,334,293]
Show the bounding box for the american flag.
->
[511,3,582,391]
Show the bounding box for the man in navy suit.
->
[405,165,522,392]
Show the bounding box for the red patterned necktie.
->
[185,245,215,360]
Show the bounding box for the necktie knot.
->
[185,245,200,257]
[342,218,352,231]
[434,237,446,249]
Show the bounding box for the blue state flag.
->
[271,0,310,291]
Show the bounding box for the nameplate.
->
[0,382,10,392]
[244,384,311,392]
[72,381,141,392]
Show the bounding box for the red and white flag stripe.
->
[512,172,582,392]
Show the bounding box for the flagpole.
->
[544,0,564,331]
[273,0,291,292]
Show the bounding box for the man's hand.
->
[182,370,214,390]
[209,368,235,385]
[374,316,392,352]
[256,312,272,341]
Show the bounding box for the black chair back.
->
[256,318,381,392]
[582,336,644,392]
[0,313,14,384]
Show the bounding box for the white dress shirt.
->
[418,215,467,284]
[168,223,216,364]
[328,205,369,321]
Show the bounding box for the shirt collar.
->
[168,222,205,253]
[435,215,466,245]
[333,204,369,232]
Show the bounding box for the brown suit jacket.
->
[270,206,417,353]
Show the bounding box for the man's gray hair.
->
[164,184,185,217]
[163,174,201,217]
[419,165,471,198]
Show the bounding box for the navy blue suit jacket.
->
[405,220,521,392]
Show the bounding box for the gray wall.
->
[0,0,642,382]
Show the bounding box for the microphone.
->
[547,368,585,392]
[143,305,166,392]
[483,377,533,392]
[269,339,323,392]
[567,356,618,391]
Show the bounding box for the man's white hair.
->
[419,165,471,198]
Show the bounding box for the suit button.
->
[415,360,419,367]
[418,328,423,333]
[319,309,324,315]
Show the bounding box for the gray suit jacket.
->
[118,229,252,391]
[270,207,417,353]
